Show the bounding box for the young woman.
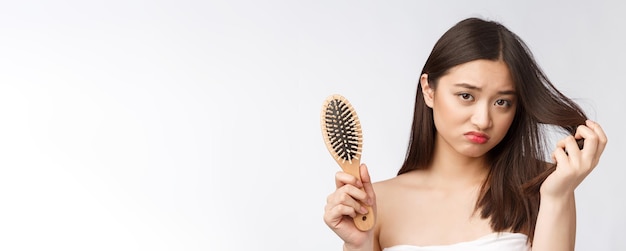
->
[323,18,608,251]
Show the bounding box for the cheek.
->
[494,113,516,135]
[434,97,464,120]
[432,97,465,130]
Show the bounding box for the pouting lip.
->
[464,131,490,140]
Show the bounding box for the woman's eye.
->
[459,93,473,101]
[495,99,511,107]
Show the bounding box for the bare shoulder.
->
[371,170,432,247]
[374,170,426,188]
[373,170,428,205]
[374,172,415,194]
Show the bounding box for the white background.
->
[1,1,624,250]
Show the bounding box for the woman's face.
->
[422,59,517,158]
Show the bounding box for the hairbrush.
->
[320,94,375,231]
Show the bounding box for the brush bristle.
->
[323,97,362,163]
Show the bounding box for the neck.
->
[426,135,490,187]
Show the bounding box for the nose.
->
[471,104,492,130]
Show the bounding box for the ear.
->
[420,73,434,108]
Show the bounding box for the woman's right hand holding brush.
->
[323,163,377,251]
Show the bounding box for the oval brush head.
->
[320,94,375,231]
[322,94,363,165]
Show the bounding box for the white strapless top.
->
[383,232,530,251]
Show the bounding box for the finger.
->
[360,163,376,206]
[586,120,608,156]
[340,184,369,204]
[557,136,581,165]
[327,184,368,213]
[327,179,368,201]
[325,192,366,216]
[574,125,599,160]
[325,204,358,225]
[553,146,569,168]
[335,171,363,189]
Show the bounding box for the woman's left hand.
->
[541,120,608,198]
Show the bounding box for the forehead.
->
[439,59,515,91]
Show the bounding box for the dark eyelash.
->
[496,99,512,107]
[459,93,472,99]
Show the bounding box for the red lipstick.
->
[465,131,490,144]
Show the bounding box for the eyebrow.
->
[454,83,516,95]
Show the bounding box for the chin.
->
[464,153,486,158]
[459,147,491,158]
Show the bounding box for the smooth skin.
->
[323,60,607,251]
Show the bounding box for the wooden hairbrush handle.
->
[341,161,375,231]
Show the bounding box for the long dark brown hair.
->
[397,18,587,243]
